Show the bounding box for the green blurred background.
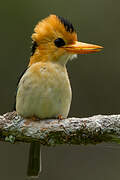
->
[0,0,120,179]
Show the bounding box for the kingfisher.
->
[15,14,103,177]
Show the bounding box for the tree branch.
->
[0,111,120,145]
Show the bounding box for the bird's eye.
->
[54,38,65,47]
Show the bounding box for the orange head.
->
[29,14,103,66]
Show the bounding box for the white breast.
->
[16,62,72,119]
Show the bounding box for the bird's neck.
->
[29,52,46,67]
[28,52,72,67]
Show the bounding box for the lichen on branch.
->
[0,111,120,145]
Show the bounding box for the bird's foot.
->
[25,116,40,122]
[31,116,41,121]
[57,115,64,123]
[58,114,63,120]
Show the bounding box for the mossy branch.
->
[0,111,120,145]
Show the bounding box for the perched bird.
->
[15,14,103,177]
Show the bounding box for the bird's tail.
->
[27,142,41,178]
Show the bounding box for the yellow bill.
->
[63,41,103,54]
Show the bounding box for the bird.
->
[15,14,103,177]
